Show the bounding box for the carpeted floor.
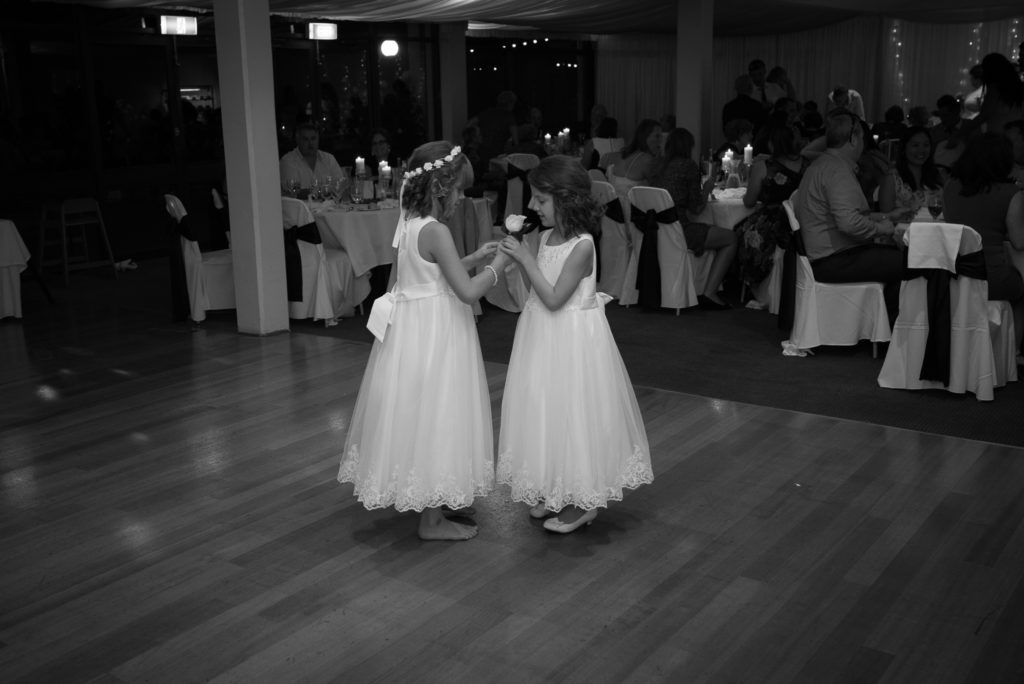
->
[297,294,1024,448]
[18,255,1021,447]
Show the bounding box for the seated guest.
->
[943,131,1024,352]
[714,118,754,161]
[794,108,903,320]
[581,116,618,170]
[651,128,738,310]
[906,105,932,128]
[367,127,400,171]
[798,100,824,141]
[279,122,344,197]
[878,126,943,215]
[871,105,907,142]
[928,95,966,174]
[1005,119,1024,186]
[801,119,890,206]
[722,75,768,136]
[734,123,807,292]
[603,119,662,196]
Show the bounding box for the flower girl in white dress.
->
[497,155,654,533]
[338,141,508,541]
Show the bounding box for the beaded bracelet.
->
[484,265,499,287]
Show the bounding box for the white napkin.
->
[906,223,962,271]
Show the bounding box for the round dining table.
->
[312,197,496,279]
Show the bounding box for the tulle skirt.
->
[338,292,494,511]
[496,299,653,511]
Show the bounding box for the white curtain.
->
[594,34,676,142]
[594,15,1022,150]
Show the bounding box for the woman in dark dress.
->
[651,128,738,309]
[942,132,1024,354]
[734,123,806,290]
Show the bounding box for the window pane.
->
[177,45,223,162]
[93,43,171,167]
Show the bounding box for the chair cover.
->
[164,194,234,323]
[588,168,607,182]
[782,195,891,351]
[878,223,1001,400]
[991,241,1024,385]
[591,180,630,299]
[502,153,540,221]
[620,186,702,312]
[281,197,369,321]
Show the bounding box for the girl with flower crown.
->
[496,155,654,534]
[338,140,509,541]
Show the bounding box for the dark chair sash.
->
[283,221,322,302]
[777,229,807,333]
[630,204,680,309]
[903,249,987,385]
[506,163,533,215]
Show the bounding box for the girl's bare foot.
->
[418,508,478,540]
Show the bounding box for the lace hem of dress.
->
[495,445,653,512]
[339,444,493,512]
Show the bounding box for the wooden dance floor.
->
[2,308,1023,683]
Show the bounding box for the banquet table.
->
[313,197,496,279]
[0,219,30,319]
[688,187,756,229]
[314,202,400,278]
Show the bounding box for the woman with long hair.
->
[878,125,943,215]
[650,128,738,309]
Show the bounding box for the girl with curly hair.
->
[495,155,653,534]
[338,140,509,541]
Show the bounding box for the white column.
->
[438,22,469,145]
[214,0,289,335]
[675,0,715,156]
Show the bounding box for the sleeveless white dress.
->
[497,231,653,512]
[338,214,494,511]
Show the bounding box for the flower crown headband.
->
[402,146,462,180]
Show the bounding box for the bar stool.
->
[39,198,117,285]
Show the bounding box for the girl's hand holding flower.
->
[498,235,530,264]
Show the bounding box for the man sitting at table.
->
[795,107,903,320]
[280,122,344,198]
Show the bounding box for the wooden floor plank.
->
[3,305,1024,683]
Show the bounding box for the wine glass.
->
[286,178,300,197]
[927,191,943,220]
[322,175,333,201]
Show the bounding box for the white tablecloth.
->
[689,188,756,229]
[0,219,30,319]
[315,205,401,278]
[314,198,495,279]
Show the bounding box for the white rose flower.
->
[424,162,434,171]
[504,214,526,234]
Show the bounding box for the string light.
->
[891,20,907,108]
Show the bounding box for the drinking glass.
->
[350,178,363,203]
[286,178,300,197]
[322,175,333,201]
[927,191,943,220]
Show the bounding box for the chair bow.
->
[603,198,625,225]
[283,221,323,302]
[506,162,533,213]
[903,248,987,385]
[629,204,679,309]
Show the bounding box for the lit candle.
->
[743,144,753,164]
[380,164,391,179]
[544,133,551,142]
[355,156,365,174]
